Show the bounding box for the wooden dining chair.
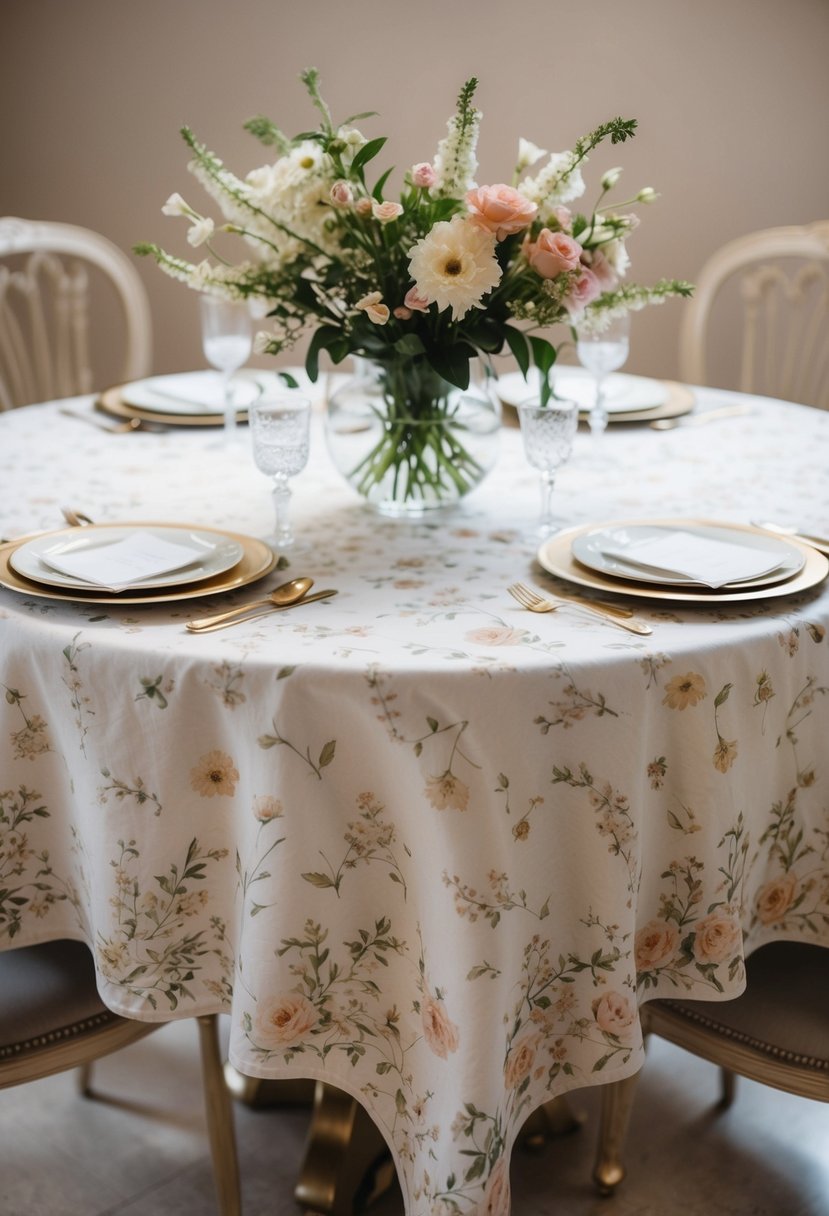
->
[593,940,829,1195]
[0,216,153,409]
[679,220,829,409]
[0,939,241,1215]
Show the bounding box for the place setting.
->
[535,517,829,605]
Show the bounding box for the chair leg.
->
[197,1015,242,1216]
[76,1062,93,1096]
[593,1070,640,1196]
[719,1067,737,1108]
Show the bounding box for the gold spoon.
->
[186,576,315,632]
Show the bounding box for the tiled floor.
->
[1,1018,827,1215]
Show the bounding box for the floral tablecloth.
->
[1,388,828,1216]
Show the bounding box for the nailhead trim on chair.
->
[658,1001,829,1071]
[0,1008,121,1059]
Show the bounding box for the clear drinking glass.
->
[200,294,253,442]
[517,397,579,536]
[576,312,630,449]
[250,396,311,549]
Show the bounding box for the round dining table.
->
[1,381,828,1216]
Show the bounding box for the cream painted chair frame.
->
[0,216,153,410]
[679,221,829,409]
[0,941,241,1215]
[593,941,829,1196]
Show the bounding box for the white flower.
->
[517,138,547,173]
[431,107,481,199]
[162,192,190,217]
[372,200,404,223]
[601,167,623,191]
[356,291,390,325]
[521,151,586,215]
[408,215,501,321]
[186,216,215,247]
[637,186,659,204]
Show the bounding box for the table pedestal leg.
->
[294,1083,395,1216]
[223,1063,316,1108]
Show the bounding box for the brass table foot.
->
[294,1082,395,1216]
[519,1095,585,1154]
[223,1062,316,1109]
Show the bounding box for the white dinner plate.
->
[571,522,806,590]
[497,366,669,414]
[10,526,245,592]
[119,369,323,416]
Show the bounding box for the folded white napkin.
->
[600,529,785,589]
[40,530,206,592]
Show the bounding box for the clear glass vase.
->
[324,356,501,516]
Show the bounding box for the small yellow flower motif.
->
[662,672,707,710]
[713,738,738,773]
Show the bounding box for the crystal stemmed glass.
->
[517,397,579,536]
[576,312,630,450]
[249,396,311,549]
[200,294,253,442]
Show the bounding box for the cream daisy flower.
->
[408,215,501,320]
[190,749,239,797]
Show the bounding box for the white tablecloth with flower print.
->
[1,387,828,1216]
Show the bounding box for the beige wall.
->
[3,0,828,385]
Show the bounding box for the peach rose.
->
[634,919,679,971]
[593,990,637,1037]
[563,267,601,316]
[421,993,460,1058]
[526,228,583,278]
[482,1155,510,1216]
[692,910,743,964]
[755,871,797,925]
[355,197,373,216]
[465,626,525,646]
[504,1031,541,1088]
[255,992,318,1047]
[583,247,618,290]
[372,200,404,223]
[466,184,538,240]
[253,795,283,822]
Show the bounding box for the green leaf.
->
[427,343,474,389]
[318,740,336,768]
[305,325,342,381]
[302,871,336,888]
[278,371,299,389]
[394,334,426,357]
[372,167,394,202]
[350,136,387,175]
[503,325,530,377]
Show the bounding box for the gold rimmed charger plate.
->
[97,385,248,428]
[498,378,694,425]
[0,523,276,605]
[537,518,829,604]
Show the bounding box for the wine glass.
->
[250,396,311,549]
[517,397,579,536]
[200,294,253,442]
[576,312,630,451]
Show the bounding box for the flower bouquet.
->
[137,70,691,512]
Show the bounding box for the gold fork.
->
[507,582,652,635]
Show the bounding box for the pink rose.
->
[692,910,743,964]
[329,180,353,207]
[583,247,618,290]
[526,228,583,279]
[255,992,318,1047]
[393,306,413,320]
[421,993,460,1058]
[355,197,373,217]
[564,266,602,316]
[466,184,538,240]
[372,200,404,224]
[412,162,437,188]
[465,626,525,646]
[551,205,572,230]
[592,991,637,1038]
[403,286,430,313]
[634,919,679,971]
